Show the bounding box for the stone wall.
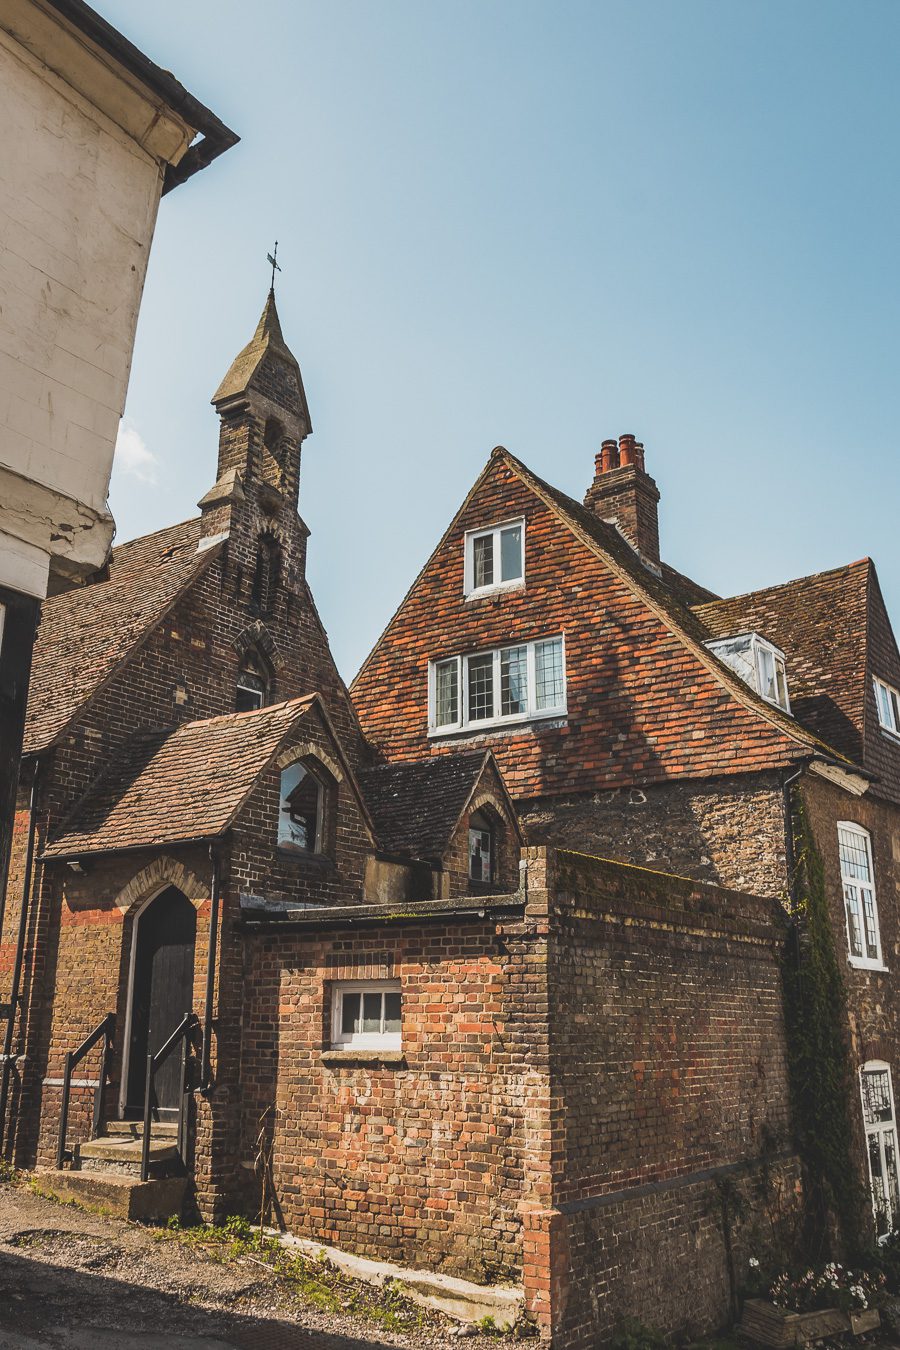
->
[521,771,788,896]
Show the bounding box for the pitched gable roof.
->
[42,696,317,859]
[692,561,871,763]
[358,751,517,862]
[24,519,220,755]
[500,449,851,765]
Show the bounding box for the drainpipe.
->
[200,842,222,1092]
[0,757,40,1154]
[782,763,806,910]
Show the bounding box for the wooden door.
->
[126,887,196,1115]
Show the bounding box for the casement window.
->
[874,677,900,737]
[464,519,524,597]
[705,632,791,713]
[278,760,324,854]
[838,822,883,968]
[331,982,402,1050]
[429,636,566,734]
[468,810,494,884]
[861,1062,900,1237]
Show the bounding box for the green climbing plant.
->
[781,788,864,1256]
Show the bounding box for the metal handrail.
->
[56,1012,115,1169]
[140,1013,198,1182]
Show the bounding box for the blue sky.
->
[104,0,900,680]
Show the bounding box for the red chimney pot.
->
[618,434,636,467]
[600,439,618,474]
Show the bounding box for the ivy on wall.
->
[781,787,864,1255]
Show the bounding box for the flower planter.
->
[740,1298,881,1347]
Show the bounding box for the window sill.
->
[878,725,900,745]
[463,580,525,603]
[428,708,567,739]
[275,848,335,870]
[848,958,889,973]
[320,1049,405,1066]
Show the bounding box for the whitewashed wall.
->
[0,17,185,595]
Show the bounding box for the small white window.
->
[838,823,883,968]
[332,982,402,1050]
[464,519,525,597]
[706,632,791,712]
[429,636,566,734]
[278,761,323,854]
[874,677,900,737]
[861,1062,900,1237]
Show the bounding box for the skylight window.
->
[706,632,791,713]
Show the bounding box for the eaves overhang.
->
[15,0,238,189]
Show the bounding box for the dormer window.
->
[278,760,324,854]
[468,810,494,884]
[464,519,524,597]
[874,677,900,737]
[706,632,791,713]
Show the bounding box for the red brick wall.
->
[538,849,801,1346]
[238,914,549,1284]
[351,453,803,800]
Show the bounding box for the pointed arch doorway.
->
[122,886,197,1117]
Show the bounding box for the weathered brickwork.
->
[239,916,539,1282]
[540,850,802,1347]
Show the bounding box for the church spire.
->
[211,287,309,426]
[201,286,312,541]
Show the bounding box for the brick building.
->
[1,292,897,1347]
[352,435,900,1317]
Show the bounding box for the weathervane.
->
[266,241,281,291]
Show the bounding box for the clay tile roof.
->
[42,696,317,859]
[692,560,871,762]
[358,752,490,861]
[24,518,218,755]
[501,449,854,765]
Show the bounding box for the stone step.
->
[104,1118,178,1139]
[34,1168,187,1223]
[76,1136,181,1178]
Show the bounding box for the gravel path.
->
[0,1181,505,1350]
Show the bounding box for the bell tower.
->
[200,288,311,540]
[200,288,312,624]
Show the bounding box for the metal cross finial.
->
[266,241,281,291]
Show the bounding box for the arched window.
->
[468,809,494,884]
[251,534,280,617]
[236,650,270,712]
[278,760,325,854]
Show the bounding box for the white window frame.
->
[874,676,900,739]
[838,821,884,970]
[463,517,525,598]
[706,631,791,713]
[331,981,402,1051]
[860,1061,900,1239]
[428,634,567,736]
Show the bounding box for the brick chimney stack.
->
[583,434,660,569]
